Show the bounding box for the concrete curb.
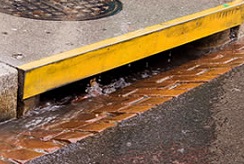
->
[0,62,18,121]
[238,23,244,38]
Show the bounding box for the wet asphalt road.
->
[29,64,244,163]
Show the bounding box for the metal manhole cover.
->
[0,0,122,21]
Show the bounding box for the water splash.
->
[85,78,130,96]
[103,78,130,94]
[85,78,103,97]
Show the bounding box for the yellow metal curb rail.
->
[19,0,244,99]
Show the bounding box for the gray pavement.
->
[29,64,244,164]
[0,0,231,66]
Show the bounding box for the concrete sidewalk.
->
[0,0,243,120]
[0,0,232,66]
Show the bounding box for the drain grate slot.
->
[0,0,122,21]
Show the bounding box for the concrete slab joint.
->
[0,62,18,121]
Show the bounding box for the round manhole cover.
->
[0,0,122,21]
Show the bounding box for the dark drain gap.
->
[0,0,122,21]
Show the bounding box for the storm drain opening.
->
[0,0,122,21]
[37,29,234,108]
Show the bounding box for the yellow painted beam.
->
[19,0,244,99]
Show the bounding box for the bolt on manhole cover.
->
[0,0,122,21]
